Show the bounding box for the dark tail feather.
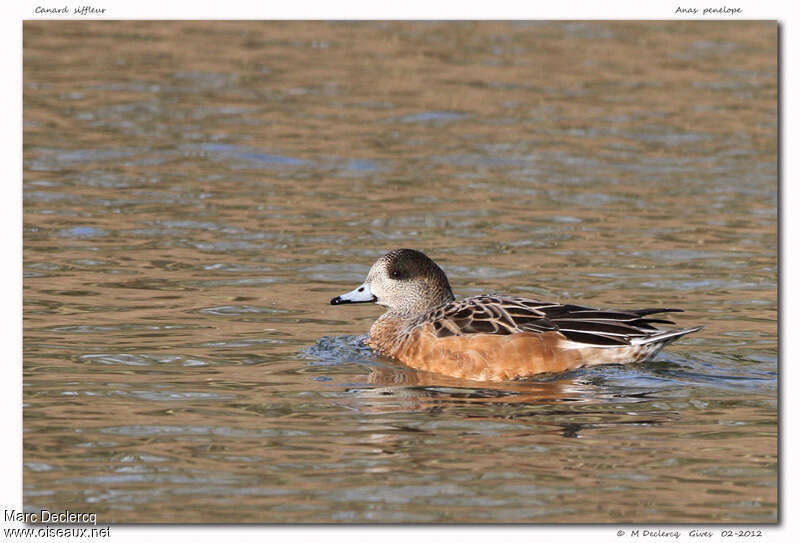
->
[638,318,676,325]
[632,308,684,317]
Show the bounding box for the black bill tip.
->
[330,295,376,305]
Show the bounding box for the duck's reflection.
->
[363,363,593,402]
[335,362,677,440]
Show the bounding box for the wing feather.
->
[423,295,685,347]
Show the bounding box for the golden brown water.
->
[23,21,777,523]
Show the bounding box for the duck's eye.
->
[390,269,402,279]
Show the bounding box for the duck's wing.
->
[425,295,683,346]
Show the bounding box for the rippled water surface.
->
[23,21,777,523]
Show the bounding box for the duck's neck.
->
[368,312,418,357]
[368,285,455,356]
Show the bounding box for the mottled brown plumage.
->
[331,249,701,382]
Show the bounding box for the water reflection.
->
[24,20,776,523]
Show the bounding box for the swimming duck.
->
[330,249,701,382]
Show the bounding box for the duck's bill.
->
[330,283,377,305]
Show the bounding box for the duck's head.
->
[330,249,455,317]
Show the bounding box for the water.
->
[23,21,777,523]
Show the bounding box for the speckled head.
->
[330,249,455,317]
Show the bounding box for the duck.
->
[330,249,701,382]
